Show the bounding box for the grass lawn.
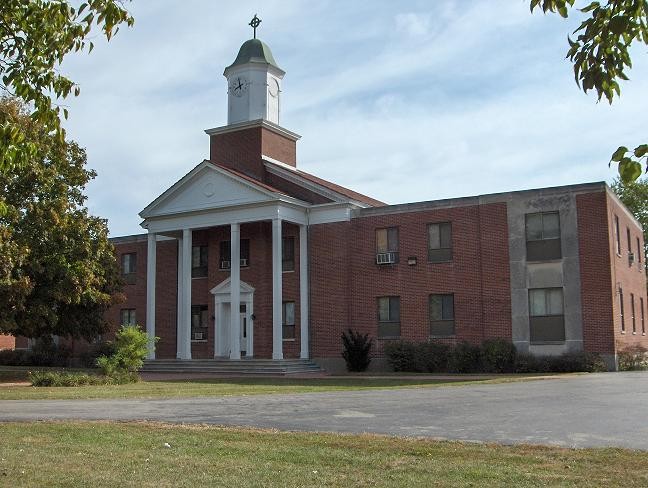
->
[0,367,555,400]
[0,421,646,487]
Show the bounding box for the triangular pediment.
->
[140,161,278,219]
[210,277,255,296]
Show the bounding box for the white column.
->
[272,218,283,360]
[299,225,309,359]
[230,223,241,360]
[215,301,223,357]
[181,228,192,360]
[145,232,156,360]
[176,236,184,359]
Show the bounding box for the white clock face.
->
[229,76,249,97]
[268,78,280,98]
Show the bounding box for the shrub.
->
[28,370,105,387]
[341,329,373,372]
[31,336,71,367]
[618,345,648,371]
[0,349,30,366]
[28,370,135,387]
[78,341,116,368]
[448,342,482,373]
[514,351,606,373]
[414,342,450,373]
[481,339,517,373]
[384,341,418,372]
[96,325,152,383]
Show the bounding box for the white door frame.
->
[210,278,255,358]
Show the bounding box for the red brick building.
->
[10,35,646,371]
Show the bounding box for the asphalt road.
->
[1,372,647,449]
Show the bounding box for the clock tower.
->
[224,19,285,125]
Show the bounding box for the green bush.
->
[617,345,648,371]
[384,341,418,372]
[341,329,373,372]
[514,351,606,373]
[29,370,106,387]
[78,341,116,368]
[414,342,450,373]
[31,336,71,367]
[482,339,517,373]
[448,342,482,373]
[96,325,153,383]
[0,337,71,367]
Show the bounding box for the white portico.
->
[140,160,318,361]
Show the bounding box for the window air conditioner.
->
[220,260,231,269]
[376,252,397,265]
[194,332,203,340]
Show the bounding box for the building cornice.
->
[205,119,301,141]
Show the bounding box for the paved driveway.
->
[1,372,647,449]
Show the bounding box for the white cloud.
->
[52,0,648,236]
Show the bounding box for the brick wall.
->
[577,192,616,354]
[606,191,648,354]
[209,125,297,181]
[0,335,15,350]
[309,202,511,359]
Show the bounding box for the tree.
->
[0,1,134,175]
[0,97,123,340]
[611,176,648,259]
[530,0,648,182]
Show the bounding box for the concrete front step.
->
[141,359,323,375]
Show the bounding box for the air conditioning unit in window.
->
[376,252,398,265]
[629,252,636,265]
[240,258,248,267]
[194,332,203,340]
[220,260,231,270]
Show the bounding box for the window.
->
[615,215,621,255]
[192,245,208,278]
[637,237,642,267]
[428,223,452,262]
[377,296,400,337]
[282,301,295,339]
[376,227,399,264]
[525,212,561,261]
[219,239,250,269]
[121,253,137,284]
[282,237,295,272]
[619,287,625,332]
[429,294,455,336]
[529,288,565,343]
[191,305,208,341]
[631,293,636,334]
[641,297,645,335]
[120,308,136,325]
[627,227,632,254]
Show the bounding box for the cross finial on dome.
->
[249,14,261,39]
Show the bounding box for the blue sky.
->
[59,0,648,236]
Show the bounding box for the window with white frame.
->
[377,296,400,337]
[529,288,564,343]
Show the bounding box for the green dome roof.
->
[225,38,282,72]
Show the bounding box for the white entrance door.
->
[240,311,247,356]
[211,278,255,359]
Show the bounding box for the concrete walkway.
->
[1,372,647,450]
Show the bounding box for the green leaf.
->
[635,144,648,158]
[619,158,643,183]
[611,146,628,162]
[609,15,630,35]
